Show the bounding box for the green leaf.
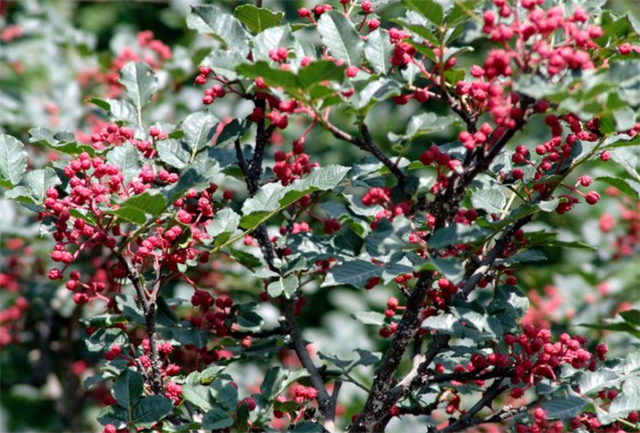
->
[206,208,240,244]
[132,395,173,427]
[352,311,387,326]
[156,139,191,169]
[364,30,393,75]
[260,367,285,400]
[317,11,364,66]
[89,98,138,124]
[542,395,586,420]
[187,5,250,55]
[429,224,490,248]
[489,285,529,319]
[421,314,458,333]
[212,382,238,411]
[355,78,402,110]
[388,113,458,142]
[106,143,142,185]
[606,60,640,105]
[599,377,640,423]
[621,309,640,326]
[241,182,287,217]
[0,134,27,188]
[233,4,283,33]
[252,25,294,62]
[446,0,481,25]
[85,328,129,354]
[365,217,412,259]
[97,405,128,429]
[471,188,506,214]
[202,407,234,430]
[113,369,144,409]
[236,61,299,92]
[183,372,215,411]
[610,148,639,180]
[113,191,167,225]
[578,368,620,395]
[15,168,61,205]
[323,260,383,289]
[500,249,547,265]
[297,60,346,89]
[425,257,465,284]
[613,107,636,131]
[119,62,159,116]
[402,0,445,25]
[80,314,128,329]
[165,154,221,202]
[596,176,640,199]
[215,118,252,146]
[266,275,299,298]
[201,50,246,81]
[28,127,94,156]
[241,165,349,227]
[183,111,219,156]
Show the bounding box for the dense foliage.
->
[1,0,639,432]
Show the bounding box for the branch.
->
[234,116,337,430]
[438,379,509,433]
[321,119,407,189]
[460,216,532,298]
[115,254,164,394]
[350,271,434,432]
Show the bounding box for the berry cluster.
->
[599,187,640,259]
[515,408,563,433]
[107,31,171,95]
[503,326,605,388]
[189,291,235,337]
[89,123,135,150]
[195,66,230,105]
[361,187,411,229]
[419,145,459,195]
[273,138,319,186]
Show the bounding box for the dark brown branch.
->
[460,216,532,298]
[438,379,509,433]
[350,271,434,432]
[351,101,537,432]
[115,254,164,394]
[283,301,336,430]
[235,114,337,430]
[322,120,407,189]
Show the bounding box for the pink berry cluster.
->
[482,1,600,74]
[42,151,211,306]
[599,188,640,259]
[419,145,460,195]
[273,138,319,186]
[0,296,28,347]
[188,291,234,337]
[361,187,411,229]
[503,326,605,389]
[515,408,563,433]
[272,384,318,420]
[570,410,639,432]
[194,66,230,105]
[91,30,172,98]
[89,123,135,150]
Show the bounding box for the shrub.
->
[1,0,639,432]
